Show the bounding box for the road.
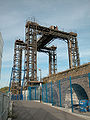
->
[12,101,88,120]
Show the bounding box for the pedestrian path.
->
[12,101,88,120]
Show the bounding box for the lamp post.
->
[39,68,41,82]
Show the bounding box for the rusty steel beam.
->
[68,37,80,68]
[11,39,26,95]
[24,22,37,87]
[11,20,80,90]
[49,52,52,75]
[25,21,77,50]
[24,20,80,82]
[49,46,57,75]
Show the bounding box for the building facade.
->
[0,32,3,79]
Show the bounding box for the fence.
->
[22,86,40,101]
[0,92,10,120]
[42,77,72,109]
[12,73,90,112]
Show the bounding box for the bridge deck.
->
[12,101,87,120]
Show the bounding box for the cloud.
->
[80,49,90,58]
[0,0,90,88]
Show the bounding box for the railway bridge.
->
[43,63,90,107]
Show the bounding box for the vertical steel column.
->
[35,87,36,100]
[49,52,52,75]
[68,39,72,68]
[88,73,90,88]
[42,84,43,101]
[19,49,22,94]
[68,37,80,68]
[53,49,57,74]
[51,81,53,105]
[59,80,62,107]
[49,46,57,75]
[24,22,37,87]
[46,83,48,103]
[69,76,73,112]
[9,68,13,92]
[29,87,31,100]
[75,38,80,66]
[12,40,22,95]
[21,70,25,100]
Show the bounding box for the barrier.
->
[79,100,88,112]
[11,73,90,113]
[0,92,10,120]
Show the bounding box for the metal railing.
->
[0,92,10,120]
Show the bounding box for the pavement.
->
[12,100,89,120]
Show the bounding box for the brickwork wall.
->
[43,62,90,83]
[43,63,90,102]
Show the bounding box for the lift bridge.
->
[9,20,80,96]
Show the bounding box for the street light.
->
[38,68,41,82]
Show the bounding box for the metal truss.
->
[10,20,80,92]
[11,40,26,95]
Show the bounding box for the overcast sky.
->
[0,0,90,88]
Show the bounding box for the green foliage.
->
[0,86,9,93]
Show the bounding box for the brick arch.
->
[52,77,90,108]
[63,83,89,108]
[71,75,90,100]
[72,84,89,100]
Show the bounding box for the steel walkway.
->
[12,101,87,120]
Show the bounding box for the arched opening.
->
[72,84,88,100]
[65,84,88,109]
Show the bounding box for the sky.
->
[0,0,90,88]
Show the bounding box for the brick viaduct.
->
[43,63,90,107]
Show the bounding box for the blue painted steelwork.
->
[42,84,43,101]
[30,87,31,100]
[17,95,19,100]
[51,82,53,104]
[79,100,88,112]
[46,83,48,103]
[88,100,90,112]
[28,87,31,100]
[69,76,73,112]
[28,86,38,100]
[9,68,13,92]
[88,73,90,88]
[12,67,25,71]
[59,80,62,107]
[20,70,25,100]
[35,87,36,100]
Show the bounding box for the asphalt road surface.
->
[12,101,87,120]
